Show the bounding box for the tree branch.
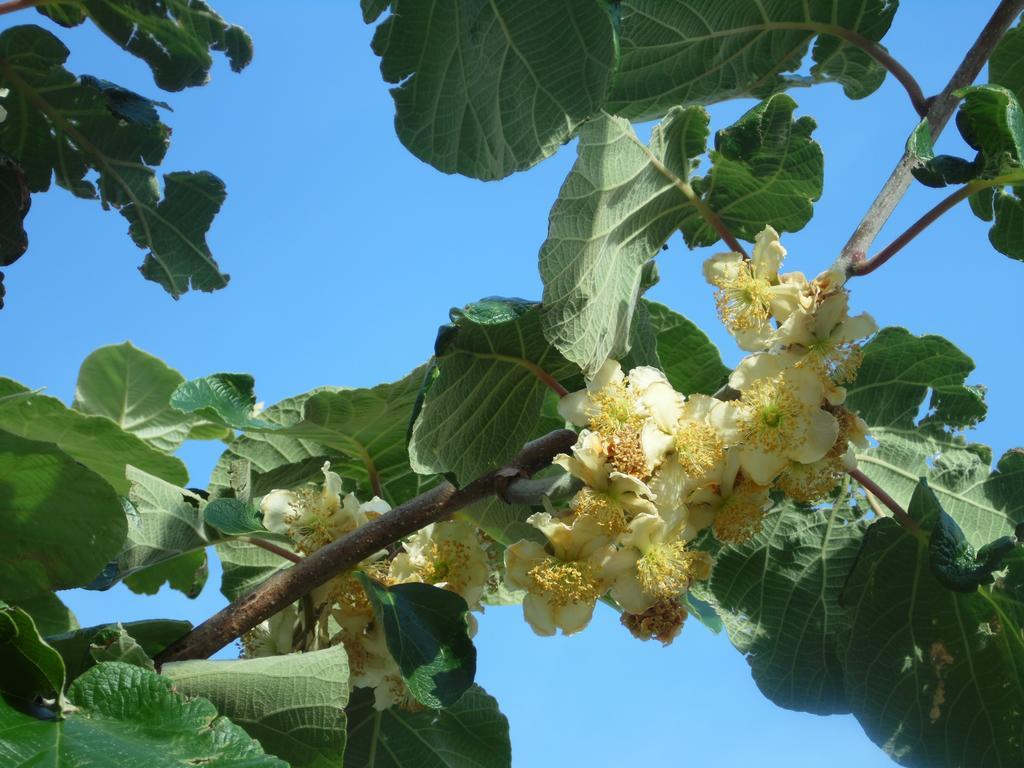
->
[154,428,579,665]
[0,0,47,15]
[241,536,303,564]
[841,0,1024,274]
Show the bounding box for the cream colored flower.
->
[689,458,772,545]
[241,604,299,658]
[647,460,716,540]
[389,521,491,607]
[717,367,839,485]
[703,226,803,351]
[504,513,614,636]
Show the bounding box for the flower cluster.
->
[505,226,875,642]
[245,462,494,711]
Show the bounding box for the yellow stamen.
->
[636,540,712,598]
[776,458,844,502]
[571,488,629,535]
[713,487,768,544]
[588,381,645,436]
[712,263,773,332]
[675,421,726,478]
[527,558,601,608]
[737,376,803,454]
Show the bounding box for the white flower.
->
[389,521,491,607]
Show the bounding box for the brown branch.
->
[155,428,579,665]
[841,0,1024,274]
[848,468,922,536]
[0,0,46,15]
[241,536,303,564]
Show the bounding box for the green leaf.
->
[0,601,65,705]
[204,498,266,537]
[457,496,542,548]
[539,108,709,374]
[91,466,220,591]
[131,171,230,297]
[0,25,231,299]
[356,574,476,709]
[642,299,730,395]
[0,152,30,290]
[123,549,208,598]
[608,0,898,120]
[171,373,267,430]
[703,498,866,715]
[10,593,78,636]
[368,0,615,180]
[840,482,1024,767]
[906,121,981,188]
[38,0,253,92]
[360,0,389,24]
[410,299,579,483]
[956,84,1024,171]
[928,484,1020,593]
[88,624,156,670]
[163,646,350,768]
[47,619,190,683]
[217,540,293,603]
[0,662,287,766]
[681,94,823,246]
[0,430,126,601]
[990,18,1024,104]
[847,329,1024,549]
[989,185,1024,260]
[72,342,194,453]
[0,377,187,493]
[345,685,510,768]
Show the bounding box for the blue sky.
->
[4,2,1021,766]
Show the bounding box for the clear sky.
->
[4,2,1021,766]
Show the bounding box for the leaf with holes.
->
[366,0,615,179]
[607,0,898,120]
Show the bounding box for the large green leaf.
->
[163,646,350,768]
[704,498,866,715]
[217,539,293,602]
[0,430,126,601]
[38,0,252,92]
[122,549,209,598]
[47,619,191,683]
[0,25,230,299]
[847,328,1022,549]
[643,299,730,396]
[840,482,1024,767]
[171,372,267,430]
[0,601,65,705]
[539,107,709,374]
[0,378,187,493]
[367,0,615,180]
[9,592,78,636]
[356,575,476,710]
[608,0,898,120]
[73,342,194,453]
[345,685,511,768]
[680,94,823,246]
[409,298,579,483]
[0,662,287,766]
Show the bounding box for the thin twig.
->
[241,536,303,564]
[841,0,1024,274]
[0,0,46,15]
[848,468,922,536]
[154,429,579,665]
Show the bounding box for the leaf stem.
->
[839,0,1024,274]
[154,428,579,665]
[631,134,750,258]
[240,537,303,564]
[848,468,922,536]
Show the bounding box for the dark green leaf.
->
[88,624,156,670]
[360,0,389,24]
[47,619,190,683]
[0,430,126,601]
[539,108,709,374]
[163,646,350,768]
[608,0,898,120]
[216,540,293,603]
[0,377,187,493]
[73,342,194,453]
[204,498,266,537]
[0,662,287,766]
[643,299,730,395]
[40,0,253,92]
[0,601,65,705]
[681,94,823,246]
[356,574,476,709]
[840,483,1024,767]
[122,549,208,598]
[990,19,1024,104]
[0,25,231,298]
[9,593,78,637]
[703,499,866,715]
[79,75,168,125]
[345,685,510,768]
[171,372,265,430]
[0,152,30,287]
[989,186,1024,260]
[409,299,579,483]
[906,120,982,188]
[369,0,615,179]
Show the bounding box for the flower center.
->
[635,541,711,598]
[738,376,802,453]
[675,421,725,478]
[776,459,844,503]
[527,558,601,608]
[571,487,629,535]
[588,382,645,435]
[713,265,773,332]
[713,486,768,544]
